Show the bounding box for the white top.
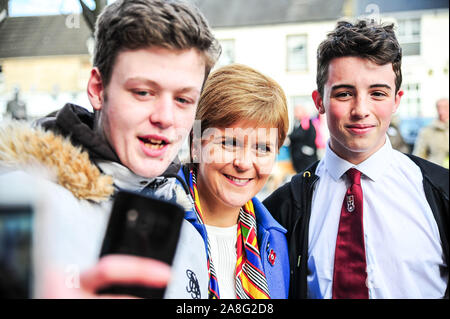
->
[205,224,238,299]
[307,137,448,299]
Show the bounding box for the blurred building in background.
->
[0,12,93,119]
[0,0,448,195]
[1,0,448,122]
[199,0,346,133]
[197,0,449,138]
[199,0,448,194]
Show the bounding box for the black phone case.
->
[97,190,185,298]
[0,204,34,299]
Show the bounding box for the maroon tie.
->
[332,168,369,299]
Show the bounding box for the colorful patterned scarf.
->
[188,168,270,299]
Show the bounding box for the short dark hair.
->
[93,0,221,87]
[316,19,402,96]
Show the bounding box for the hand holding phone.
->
[97,190,184,298]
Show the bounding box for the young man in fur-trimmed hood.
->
[0,0,220,298]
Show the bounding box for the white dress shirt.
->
[307,137,447,299]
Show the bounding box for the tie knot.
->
[346,168,361,185]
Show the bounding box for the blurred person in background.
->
[180,64,290,299]
[288,104,318,173]
[311,113,328,159]
[413,98,449,168]
[0,0,220,298]
[387,114,409,153]
[5,88,27,121]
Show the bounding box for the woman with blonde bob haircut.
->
[180,64,290,299]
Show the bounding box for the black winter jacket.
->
[263,154,449,299]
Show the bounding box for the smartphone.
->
[0,204,34,299]
[97,190,185,298]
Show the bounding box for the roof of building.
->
[0,14,91,58]
[194,0,346,28]
[355,0,448,15]
[0,0,447,59]
[0,0,347,59]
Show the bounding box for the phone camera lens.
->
[127,209,138,223]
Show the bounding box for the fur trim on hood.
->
[0,121,114,202]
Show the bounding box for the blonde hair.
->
[196,64,289,148]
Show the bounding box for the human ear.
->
[87,68,105,111]
[392,90,404,113]
[312,90,325,114]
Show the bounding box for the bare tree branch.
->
[79,0,107,33]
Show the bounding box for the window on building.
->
[401,82,421,117]
[396,18,421,56]
[217,39,235,68]
[287,35,307,71]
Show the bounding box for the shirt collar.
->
[323,135,394,182]
[95,160,162,192]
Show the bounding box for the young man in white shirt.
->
[264,20,449,299]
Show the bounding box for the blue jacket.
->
[177,167,290,299]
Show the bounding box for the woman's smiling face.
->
[195,121,278,211]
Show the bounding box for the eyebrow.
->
[125,77,200,95]
[219,135,276,147]
[331,84,354,91]
[369,84,392,90]
[331,84,392,91]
